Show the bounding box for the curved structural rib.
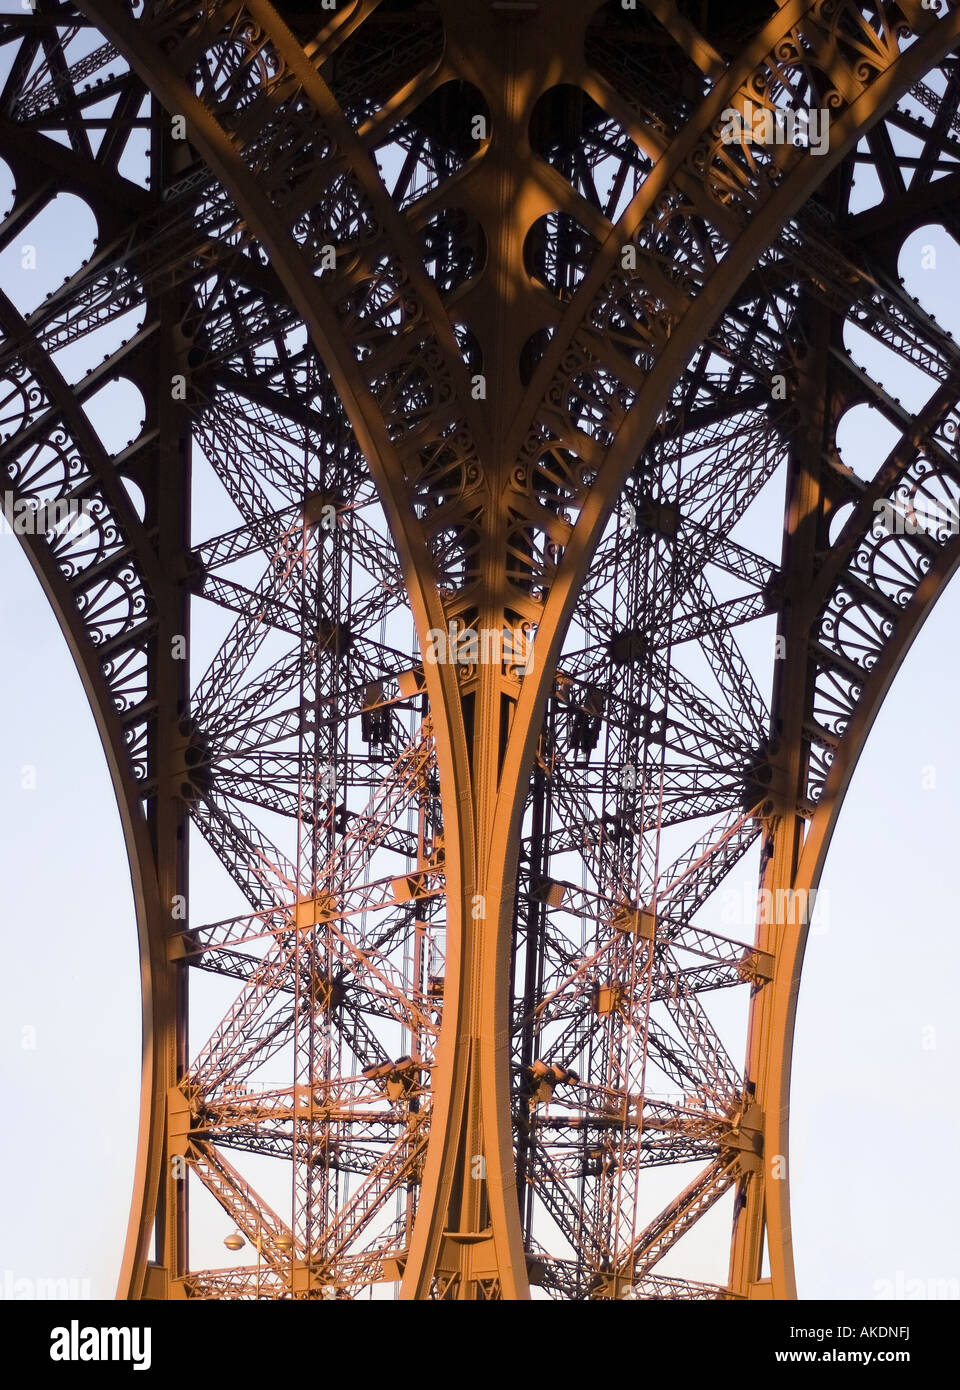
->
[0,0,958,1299]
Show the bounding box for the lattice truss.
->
[1,0,960,1299]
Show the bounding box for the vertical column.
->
[729,303,832,1299]
[135,101,194,1298]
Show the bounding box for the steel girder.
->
[2,0,960,1300]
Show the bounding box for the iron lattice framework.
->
[2,0,960,1300]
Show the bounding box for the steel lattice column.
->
[2,0,960,1300]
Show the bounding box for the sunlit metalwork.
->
[2,0,959,1300]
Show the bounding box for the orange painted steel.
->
[1,0,959,1298]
